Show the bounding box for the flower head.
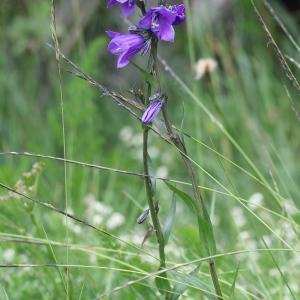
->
[142,99,163,124]
[139,4,185,42]
[107,0,136,17]
[171,4,186,25]
[107,31,150,68]
[194,58,218,80]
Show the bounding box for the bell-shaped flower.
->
[107,31,150,68]
[142,99,163,124]
[107,0,136,17]
[138,4,185,42]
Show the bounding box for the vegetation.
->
[0,0,299,299]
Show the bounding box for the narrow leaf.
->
[164,182,216,257]
[164,182,196,213]
[170,266,215,300]
[262,239,296,300]
[131,62,156,86]
[163,193,177,244]
[229,262,240,300]
[155,267,172,297]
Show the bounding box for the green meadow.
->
[0,0,299,299]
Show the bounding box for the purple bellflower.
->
[142,99,163,124]
[107,31,150,68]
[107,0,136,17]
[172,4,186,25]
[139,4,185,42]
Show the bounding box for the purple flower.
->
[107,0,136,17]
[139,4,185,42]
[142,99,163,124]
[107,31,149,68]
[172,4,185,25]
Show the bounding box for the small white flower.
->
[156,166,168,178]
[3,249,15,262]
[93,202,113,215]
[232,207,247,227]
[72,224,82,234]
[239,231,251,240]
[269,268,279,277]
[119,126,134,143]
[195,58,218,80]
[247,193,264,209]
[92,215,104,226]
[283,200,298,216]
[84,194,97,205]
[130,133,144,147]
[106,212,125,230]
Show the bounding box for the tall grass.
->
[0,0,299,299]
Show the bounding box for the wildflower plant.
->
[106,1,224,299]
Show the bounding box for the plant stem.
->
[147,22,223,297]
[162,106,223,299]
[136,0,146,15]
[142,127,170,298]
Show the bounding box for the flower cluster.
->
[106,1,185,68]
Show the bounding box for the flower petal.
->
[106,31,120,38]
[138,10,153,29]
[121,1,135,16]
[156,19,175,42]
[142,100,163,124]
[172,4,185,25]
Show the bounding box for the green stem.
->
[143,127,170,298]
[136,0,146,14]
[162,106,223,300]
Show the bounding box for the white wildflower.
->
[84,194,97,205]
[93,202,113,215]
[239,231,251,240]
[3,249,15,263]
[106,212,125,230]
[195,58,218,80]
[156,166,168,178]
[92,215,104,226]
[247,193,264,210]
[283,200,298,216]
[130,133,143,147]
[119,126,133,143]
[232,207,247,227]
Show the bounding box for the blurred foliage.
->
[0,0,300,299]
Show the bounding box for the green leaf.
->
[262,239,296,300]
[164,182,196,213]
[155,267,172,297]
[229,263,240,300]
[170,266,215,300]
[131,62,156,86]
[164,182,216,257]
[163,193,177,244]
[197,208,217,257]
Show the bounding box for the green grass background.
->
[0,0,299,299]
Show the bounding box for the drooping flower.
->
[139,4,185,42]
[107,31,150,68]
[107,0,136,17]
[171,4,186,25]
[142,99,163,124]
